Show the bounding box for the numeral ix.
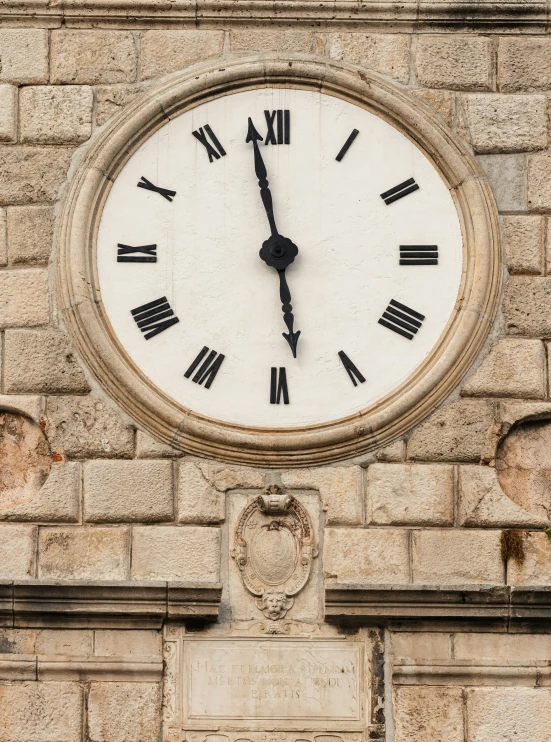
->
[184,346,225,389]
[378,299,425,340]
[264,110,290,145]
[131,297,179,340]
[117,243,157,263]
[192,125,226,163]
[270,367,289,404]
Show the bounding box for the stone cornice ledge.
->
[0,580,222,629]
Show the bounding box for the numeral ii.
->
[131,297,179,340]
[192,125,226,162]
[270,367,289,404]
[184,346,225,389]
[264,110,290,145]
[380,178,419,205]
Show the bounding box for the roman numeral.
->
[137,176,176,202]
[380,178,419,205]
[192,125,226,162]
[264,110,290,145]
[131,297,179,340]
[335,129,359,162]
[270,367,289,404]
[378,299,425,340]
[399,245,438,266]
[184,346,225,389]
[338,351,366,387]
[117,243,157,263]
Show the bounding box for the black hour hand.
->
[278,269,300,358]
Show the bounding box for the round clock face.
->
[97,87,463,428]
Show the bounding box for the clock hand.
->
[246,117,278,236]
[278,269,301,359]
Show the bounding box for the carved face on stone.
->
[259,591,293,620]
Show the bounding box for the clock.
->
[57,56,500,466]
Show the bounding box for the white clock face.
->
[97,87,463,428]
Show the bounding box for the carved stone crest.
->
[232,486,317,621]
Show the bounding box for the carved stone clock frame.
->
[57,54,501,467]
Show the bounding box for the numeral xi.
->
[192,125,226,163]
[131,297,179,340]
[185,346,225,389]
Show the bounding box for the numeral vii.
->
[131,297,179,340]
[264,110,290,145]
[378,299,425,340]
[270,367,289,405]
[117,243,157,263]
[381,178,419,205]
[137,176,176,202]
[184,346,225,389]
[338,351,365,387]
[192,125,226,163]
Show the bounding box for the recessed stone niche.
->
[0,411,51,510]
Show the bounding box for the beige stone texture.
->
[416,35,493,91]
[141,30,224,80]
[0,269,49,328]
[178,460,263,524]
[407,400,494,462]
[88,682,161,742]
[366,463,454,526]
[0,146,72,205]
[230,29,316,55]
[504,277,551,336]
[0,29,48,84]
[131,526,220,581]
[463,94,547,153]
[477,154,526,212]
[324,529,409,584]
[46,395,134,459]
[94,630,162,657]
[507,531,551,585]
[0,524,36,578]
[4,329,91,394]
[0,206,5,266]
[376,438,406,462]
[281,466,363,525]
[455,632,551,661]
[391,632,452,660]
[498,37,551,92]
[84,460,173,522]
[20,85,93,145]
[0,682,82,742]
[0,461,80,523]
[461,339,545,398]
[7,205,55,266]
[0,85,16,142]
[410,89,455,127]
[51,30,138,85]
[327,33,410,84]
[35,628,93,656]
[503,215,543,275]
[95,84,144,126]
[0,629,37,654]
[412,529,503,584]
[39,526,130,580]
[466,688,551,742]
[528,150,551,212]
[394,686,464,742]
[0,411,50,512]
[136,430,181,458]
[0,394,43,423]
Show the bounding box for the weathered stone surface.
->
[0,394,43,423]
[142,30,224,79]
[231,29,316,54]
[0,524,36,578]
[407,400,494,462]
[366,463,454,525]
[394,686,464,742]
[410,89,454,126]
[416,35,493,91]
[504,277,551,336]
[507,532,551,585]
[466,688,551,742]
[412,529,503,584]
[94,630,162,657]
[462,339,545,398]
[0,269,49,327]
[0,629,36,654]
[95,84,143,126]
[51,30,137,85]
[88,682,161,742]
[0,29,48,84]
[7,205,54,266]
[0,411,50,511]
[39,526,130,580]
[498,37,551,92]
[327,33,410,84]
[84,460,173,522]
[376,438,405,462]
[324,529,409,583]
[455,632,551,661]
[46,395,134,459]
[131,526,220,581]
[136,430,181,458]
[0,682,82,741]
[392,632,452,660]
[0,206,5,266]
[20,85,93,145]
[0,146,72,205]
[0,85,16,142]
[281,466,363,526]
[464,94,547,153]
[528,151,551,212]
[477,154,526,212]
[4,329,91,394]
[503,215,543,275]
[35,629,93,656]
[0,461,79,522]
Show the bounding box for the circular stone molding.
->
[57,54,501,467]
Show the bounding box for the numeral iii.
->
[184,346,225,389]
[264,110,290,145]
[399,245,438,266]
[270,367,289,404]
[378,299,425,340]
[117,243,157,263]
[192,125,226,162]
[381,178,419,205]
[131,297,179,340]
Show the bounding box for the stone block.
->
[20,85,93,145]
[327,33,410,83]
[503,215,543,275]
[0,394,43,423]
[464,94,547,153]
[7,205,54,266]
[498,37,551,92]
[324,529,409,584]
[391,632,452,660]
[0,85,16,142]
[410,89,455,127]
[462,339,545,398]
[281,466,363,526]
[376,438,406,462]
[51,30,138,85]
[0,524,36,578]
[84,460,173,523]
[507,532,551,585]
[407,400,494,463]
[4,329,91,394]
[504,277,551,336]
[35,629,93,656]
[178,460,263,525]
[0,629,36,654]
[394,686,464,742]
[0,206,5,266]
[412,529,503,584]
[476,154,526,212]
[416,35,493,91]
[131,526,220,581]
[466,688,551,742]
[0,269,48,328]
[0,461,80,523]
[94,630,161,657]
[46,394,134,459]
[141,30,224,80]
[0,29,48,84]
[136,430,182,458]
[366,463,454,526]
[528,151,551,212]
[0,146,72,205]
[39,526,130,580]
[230,29,316,55]
[455,632,551,661]
[88,682,161,742]
[0,682,82,742]
[95,84,143,126]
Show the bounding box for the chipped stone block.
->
[394,686,464,742]
[231,29,315,55]
[503,215,543,275]
[507,532,551,585]
[477,154,526,212]
[0,394,43,422]
[281,466,363,526]
[0,461,80,523]
[39,526,130,580]
[0,85,16,142]
[528,151,551,212]
[0,269,49,328]
[0,29,48,84]
[20,85,93,145]
[84,460,173,523]
[0,146,72,205]
[466,688,551,742]
[136,430,182,458]
[464,94,547,153]
[391,632,452,660]
[410,89,454,126]
[461,339,545,398]
[416,35,493,91]
[88,682,161,742]
[376,438,405,462]
[131,526,220,581]
[0,411,50,512]
[94,630,162,657]
[7,205,54,266]
[35,629,93,656]
[327,33,410,83]
[324,529,409,584]
[0,524,36,578]
[141,30,224,80]
[0,682,83,742]
[51,30,137,85]
[498,37,551,93]
[95,84,144,126]
[504,277,551,337]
